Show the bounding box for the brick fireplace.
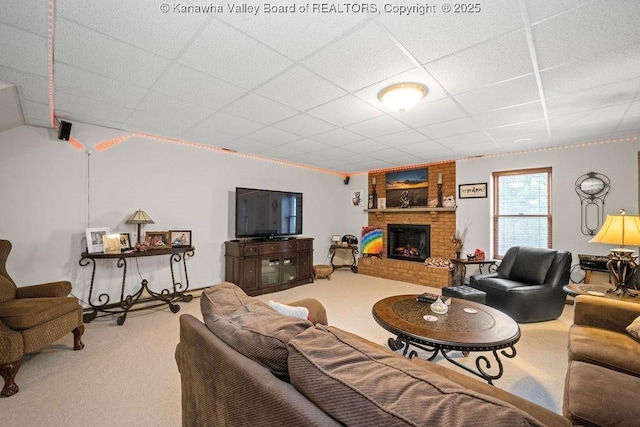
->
[358,162,456,288]
[387,224,430,262]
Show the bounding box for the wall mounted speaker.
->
[344,176,350,185]
[58,121,72,141]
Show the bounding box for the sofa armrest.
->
[287,298,328,325]
[15,281,72,298]
[574,295,640,333]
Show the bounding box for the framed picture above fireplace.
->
[385,168,428,208]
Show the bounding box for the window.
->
[493,167,552,258]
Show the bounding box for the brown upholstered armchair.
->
[0,239,85,397]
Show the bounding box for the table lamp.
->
[589,209,640,296]
[126,209,154,245]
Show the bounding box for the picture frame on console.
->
[459,183,488,199]
[170,230,191,247]
[102,234,122,254]
[146,231,171,249]
[119,233,132,251]
[85,227,110,253]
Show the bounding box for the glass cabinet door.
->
[261,259,280,286]
[281,256,298,283]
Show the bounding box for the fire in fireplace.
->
[387,224,430,262]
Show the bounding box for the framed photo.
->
[385,168,428,207]
[377,197,386,209]
[145,231,171,249]
[102,234,122,254]
[170,230,191,248]
[119,233,132,251]
[459,182,488,199]
[350,189,364,207]
[85,227,110,253]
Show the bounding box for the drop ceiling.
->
[1,0,639,173]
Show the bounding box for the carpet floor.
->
[1,270,573,426]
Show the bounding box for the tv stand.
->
[225,238,314,296]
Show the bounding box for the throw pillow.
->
[200,282,312,378]
[626,315,640,341]
[287,325,545,426]
[268,300,309,320]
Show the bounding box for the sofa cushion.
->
[200,282,313,378]
[0,296,80,329]
[564,360,640,426]
[569,324,640,376]
[509,247,556,285]
[288,325,545,426]
[626,315,640,341]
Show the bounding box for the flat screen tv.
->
[235,187,303,239]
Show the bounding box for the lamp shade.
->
[126,210,154,225]
[378,83,426,113]
[589,211,640,247]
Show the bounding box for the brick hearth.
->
[359,162,456,289]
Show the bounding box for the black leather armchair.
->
[469,246,572,323]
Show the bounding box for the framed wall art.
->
[170,230,191,247]
[145,231,171,249]
[459,183,488,199]
[102,234,122,254]
[85,227,110,253]
[385,168,428,208]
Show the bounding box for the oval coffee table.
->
[372,294,520,384]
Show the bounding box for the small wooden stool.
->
[313,264,333,280]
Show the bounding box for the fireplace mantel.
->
[364,207,455,213]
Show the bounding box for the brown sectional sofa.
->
[563,295,640,426]
[175,282,570,426]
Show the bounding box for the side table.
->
[329,244,358,273]
[450,258,498,285]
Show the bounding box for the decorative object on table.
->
[119,233,131,251]
[430,296,450,314]
[436,172,443,207]
[385,168,428,208]
[170,230,191,247]
[428,198,438,207]
[377,197,386,209]
[126,209,154,245]
[350,189,363,207]
[575,171,610,236]
[443,195,456,208]
[102,234,121,254]
[475,248,486,260]
[458,183,488,199]
[466,253,476,261]
[589,209,640,297]
[331,235,341,244]
[85,227,109,253]
[145,231,171,249]
[451,223,469,259]
[361,226,383,257]
[368,177,378,209]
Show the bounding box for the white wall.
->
[455,139,640,272]
[0,123,369,306]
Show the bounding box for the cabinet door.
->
[261,258,281,287]
[242,258,260,293]
[298,250,312,280]
[281,256,298,284]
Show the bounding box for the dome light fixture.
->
[378,83,427,113]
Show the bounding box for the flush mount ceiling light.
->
[378,83,427,113]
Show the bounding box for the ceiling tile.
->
[396,97,468,128]
[0,65,48,104]
[0,0,48,36]
[20,99,51,127]
[308,94,384,126]
[524,0,588,23]
[380,0,522,64]
[310,128,366,146]
[426,30,533,95]
[435,131,495,148]
[256,65,346,111]
[0,23,48,76]
[419,117,481,139]
[454,75,540,114]
[533,0,640,69]
[345,115,409,138]
[55,91,132,125]
[179,20,293,89]
[245,126,300,146]
[302,22,416,91]
[272,114,336,137]
[486,120,548,141]
[473,102,545,129]
[375,130,433,147]
[55,19,170,88]
[136,91,215,128]
[199,112,264,136]
[221,93,298,124]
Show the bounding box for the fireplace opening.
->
[387,224,430,262]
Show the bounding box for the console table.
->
[329,244,359,273]
[450,258,498,285]
[79,246,194,325]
